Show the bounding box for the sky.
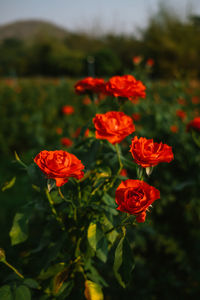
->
[0,0,200,35]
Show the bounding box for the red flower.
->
[176,109,186,120]
[105,75,146,101]
[115,179,160,222]
[170,125,179,133]
[73,128,89,138]
[82,96,92,105]
[132,56,142,65]
[62,105,74,115]
[187,117,200,132]
[61,137,73,147]
[132,113,141,122]
[191,96,200,104]
[56,127,63,135]
[177,98,186,106]
[120,169,128,177]
[146,58,154,67]
[74,77,105,95]
[34,150,84,187]
[130,136,174,168]
[93,111,135,144]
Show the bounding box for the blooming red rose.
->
[187,117,200,132]
[105,75,146,101]
[130,136,174,168]
[61,137,73,147]
[115,179,160,222]
[62,105,74,115]
[74,77,105,95]
[93,111,135,144]
[34,150,84,187]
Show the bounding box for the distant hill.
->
[0,20,69,41]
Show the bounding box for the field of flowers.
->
[1,67,200,299]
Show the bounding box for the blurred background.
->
[1,0,200,299]
[0,0,200,78]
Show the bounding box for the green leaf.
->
[23,278,39,289]
[84,260,108,287]
[87,222,97,252]
[15,285,31,300]
[84,280,103,300]
[87,222,108,262]
[27,163,46,188]
[2,177,16,192]
[9,213,28,246]
[113,231,126,288]
[113,228,135,288]
[0,285,13,300]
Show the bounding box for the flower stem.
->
[3,260,24,279]
[45,189,65,231]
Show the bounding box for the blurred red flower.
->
[74,77,105,95]
[176,109,186,120]
[61,137,73,147]
[187,117,200,132]
[62,105,74,115]
[105,75,146,101]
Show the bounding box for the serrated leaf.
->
[84,280,103,300]
[2,177,16,192]
[15,285,31,300]
[9,213,28,246]
[0,285,13,300]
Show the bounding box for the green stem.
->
[115,144,123,174]
[45,189,65,231]
[3,260,24,279]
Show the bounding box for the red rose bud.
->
[130,136,174,168]
[74,77,105,95]
[93,111,135,144]
[187,117,200,132]
[34,150,84,187]
[170,125,179,133]
[105,75,146,101]
[115,179,160,222]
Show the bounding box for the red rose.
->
[34,150,84,187]
[176,109,186,120]
[74,77,105,95]
[130,136,174,168]
[146,58,154,67]
[133,56,142,65]
[170,125,179,133]
[187,117,200,132]
[93,111,135,144]
[105,75,146,101]
[62,105,74,115]
[61,137,73,147]
[115,179,160,222]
